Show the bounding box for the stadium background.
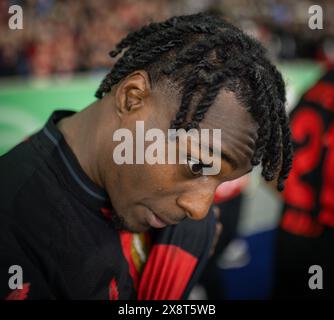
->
[0,0,332,299]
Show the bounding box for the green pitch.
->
[0,62,323,156]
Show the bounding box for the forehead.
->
[151,83,258,155]
[199,89,257,133]
[198,89,258,168]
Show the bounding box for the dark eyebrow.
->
[207,145,239,170]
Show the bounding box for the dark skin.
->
[57,70,258,234]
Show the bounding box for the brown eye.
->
[187,157,204,176]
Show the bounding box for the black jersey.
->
[0,110,215,300]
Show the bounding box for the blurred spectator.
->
[0,0,170,77]
[2,0,334,78]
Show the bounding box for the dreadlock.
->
[95,12,293,191]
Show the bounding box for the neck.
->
[57,101,105,190]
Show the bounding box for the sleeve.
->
[0,215,55,300]
[137,206,216,300]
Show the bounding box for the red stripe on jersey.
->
[137,244,197,300]
[281,209,323,237]
[109,277,119,300]
[5,283,30,300]
[100,207,112,220]
[304,82,334,111]
[119,231,140,290]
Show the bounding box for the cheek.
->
[142,163,180,194]
[111,163,179,201]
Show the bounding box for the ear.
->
[115,70,151,117]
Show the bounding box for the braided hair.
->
[95,13,293,191]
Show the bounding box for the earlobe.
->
[115,71,150,117]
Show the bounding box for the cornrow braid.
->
[96,20,220,99]
[109,12,238,59]
[188,58,280,181]
[170,59,219,130]
[95,38,184,98]
[95,13,294,190]
[264,62,294,190]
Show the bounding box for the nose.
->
[176,186,215,221]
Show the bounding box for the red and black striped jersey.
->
[0,111,215,300]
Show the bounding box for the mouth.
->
[146,207,172,229]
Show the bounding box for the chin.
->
[124,224,151,234]
[119,218,151,234]
[111,205,151,233]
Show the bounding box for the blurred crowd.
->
[1,0,334,78]
[0,0,170,77]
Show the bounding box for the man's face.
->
[100,73,258,233]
